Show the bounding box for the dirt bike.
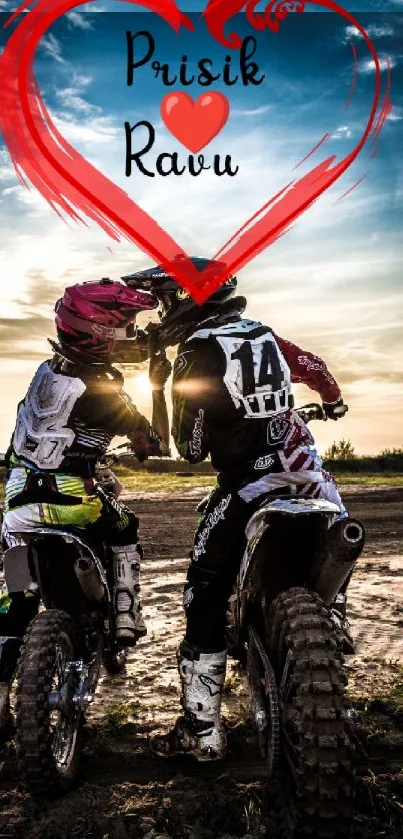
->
[222,404,366,839]
[1,447,139,798]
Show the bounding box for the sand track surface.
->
[0,486,402,838]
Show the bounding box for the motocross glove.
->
[129,427,163,461]
[149,354,172,390]
[146,323,172,390]
[148,325,172,390]
[322,398,348,421]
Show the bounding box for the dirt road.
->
[0,486,402,838]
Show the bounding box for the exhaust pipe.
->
[313,518,365,605]
[74,556,105,602]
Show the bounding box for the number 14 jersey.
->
[171,318,341,477]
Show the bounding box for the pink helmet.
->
[55,278,158,362]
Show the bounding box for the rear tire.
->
[267,587,355,838]
[14,609,83,798]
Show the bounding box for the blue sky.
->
[0,5,402,453]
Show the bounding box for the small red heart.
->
[161,91,230,153]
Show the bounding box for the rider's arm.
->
[147,338,172,456]
[273,333,342,404]
[171,343,218,463]
[151,390,170,455]
[75,386,155,450]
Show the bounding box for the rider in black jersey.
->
[123,258,351,762]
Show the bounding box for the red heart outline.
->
[0,0,390,303]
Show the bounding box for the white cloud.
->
[66,11,94,30]
[387,108,403,122]
[358,55,397,73]
[0,164,15,182]
[53,74,109,134]
[332,125,352,140]
[52,113,117,145]
[73,74,93,88]
[344,23,395,41]
[40,34,65,65]
[56,86,100,117]
[42,72,117,150]
[1,183,53,216]
[232,105,272,117]
[2,185,20,196]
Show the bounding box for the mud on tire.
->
[267,587,355,839]
[14,609,82,798]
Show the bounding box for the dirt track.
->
[0,486,402,838]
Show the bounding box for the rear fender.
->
[239,497,340,591]
[3,545,37,594]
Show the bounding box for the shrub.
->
[323,439,357,460]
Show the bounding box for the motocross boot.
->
[330,593,355,655]
[112,544,147,646]
[149,642,227,761]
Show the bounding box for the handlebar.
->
[102,444,139,465]
[295,403,327,424]
[0,447,151,472]
[0,404,341,474]
[102,438,163,465]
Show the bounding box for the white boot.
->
[0,682,11,734]
[112,544,147,646]
[150,644,227,761]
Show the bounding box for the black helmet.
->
[122,257,241,348]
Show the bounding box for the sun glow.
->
[132,373,153,398]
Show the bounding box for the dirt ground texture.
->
[0,485,402,839]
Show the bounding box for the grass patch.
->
[103,700,140,727]
[116,470,403,493]
[335,474,403,487]
[0,469,402,506]
[348,666,403,755]
[376,667,403,713]
[109,468,403,491]
[0,466,215,504]
[114,466,214,493]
